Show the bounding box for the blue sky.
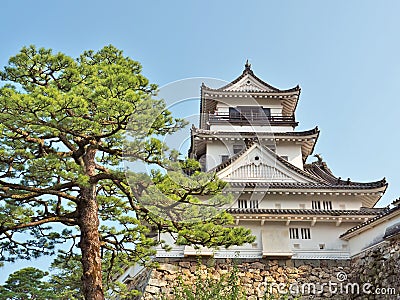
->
[1,0,400,281]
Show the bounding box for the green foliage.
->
[49,254,84,299]
[0,45,255,297]
[0,267,57,300]
[162,261,246,300]
[49,252,141,299]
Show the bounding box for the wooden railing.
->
[208,112,297,126]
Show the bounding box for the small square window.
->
[293,243,300,249]
[299,204,306,209]
[221,155,229,163]
[275,203,281,209]
[319,244,325,250]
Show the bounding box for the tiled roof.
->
[209,138,256,173]
[303,162,387,189]
[192,127,319,137]
[202,66,300,94]
[340,203,400,238]
[229,181,387,190]
[191,127,319,163]
[226,207,385,216]
[199,64,301,127]
[210,139,387,191]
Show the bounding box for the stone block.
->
[178,261,191,269]
[145,285,160,294]
[157,263,179,274]
[148,278,167,287]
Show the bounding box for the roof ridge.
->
[303,162,387,188]
[208,138,257,173]
[340,204,400,238]
[262,145,325,183]
[201,68,300,93]
[209,140,323,184]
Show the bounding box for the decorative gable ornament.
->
[216,143,315,184]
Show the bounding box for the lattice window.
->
[249,200,259,208]
[289,228,299,239]
[290,228,311,240]
[301,228,311,239]
[312,201,321,210]
[238,199,247,208]
[323,201,333,210]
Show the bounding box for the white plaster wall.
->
[155,220,368,259]
[287,221,355,251]
[275,142,303,169]
[230,220,357,251]
[235,194,364,210]
[206,140,230,170]
[347,213,400,256]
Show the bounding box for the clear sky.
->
[1,0,400,281]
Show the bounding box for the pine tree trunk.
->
[79,146,104,300]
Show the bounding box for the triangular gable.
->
[222,73,277,92]
[216,143,318,184]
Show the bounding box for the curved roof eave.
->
[201,67,300,94]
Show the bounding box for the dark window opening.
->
[301,228,311,239]
[312,201,321,210]
[238,199,247,208]
[233,144,243,154]
[323,201,333,210]
[229,106,271,121]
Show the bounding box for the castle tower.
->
[157,63,388,260]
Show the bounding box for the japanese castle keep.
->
[122,63,400,299]
[155,62,389,260]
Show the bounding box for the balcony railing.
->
[208,112,298,126]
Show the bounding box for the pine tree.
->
[0,267,56,300]
[0,45,254,299]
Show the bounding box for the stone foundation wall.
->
[350,238,400,300]
[139,237,400,299]
[125,268,152,300]
[142,258,351,299]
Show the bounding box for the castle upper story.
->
[199,61,301,133]
[191,62,315,171]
